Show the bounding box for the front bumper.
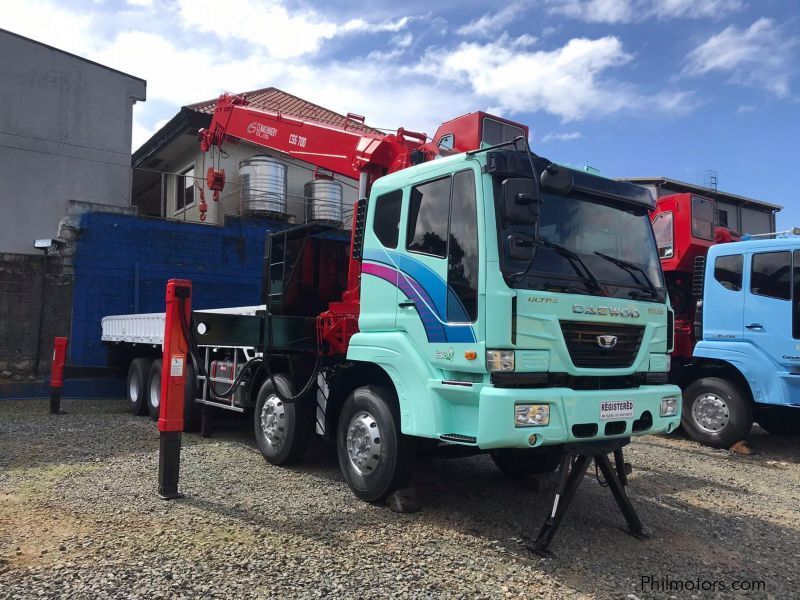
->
[475,384,682,449]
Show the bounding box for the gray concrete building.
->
[0,28,146,253]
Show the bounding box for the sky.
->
[2,0,798,227]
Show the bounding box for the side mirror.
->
[507,233,537,262]
[502,178,541,225]
[540,163,573,195]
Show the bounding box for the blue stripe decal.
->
[362,248,476,343]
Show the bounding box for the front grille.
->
[560,321,644,368]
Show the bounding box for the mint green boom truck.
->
[109,112,681,555]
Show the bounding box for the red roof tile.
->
[187,87,382,135]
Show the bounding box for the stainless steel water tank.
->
[305,178,343,225]
[239,155,287,215]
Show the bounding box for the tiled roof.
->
[186,87,382,135]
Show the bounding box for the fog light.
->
[528,434,538,446]
[660,396,679,417]
[487,350,514,372]
[515,404,550,427]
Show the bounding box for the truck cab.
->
[681,238,800,445]
[347,148,681,457]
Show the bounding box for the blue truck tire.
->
[682,377,752,448]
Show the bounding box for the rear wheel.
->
[127,358,152,416]
[490,445,563,478]
[682,377,752,448]
[253,374,312,465]
[337,385,414,502]
[147,359,163,421]
[757,407,800,436]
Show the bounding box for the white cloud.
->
[737,104,756,114]
[126,0,153,6]
[176,0,411,60]
[683,18,798,97]
[456,4,528,37]
[541,132,584,142]
[547,0,742,23]
[416,36,637,121]
[0,0,94,56]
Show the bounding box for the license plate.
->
[600,400,634,420]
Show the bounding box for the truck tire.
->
[147,359,163,422]
[253,374,312,465]
[183,362,201,433]
[682,377,752,449]
[756,407,800,437]
[490,445,563,478]
[127,358,152,416]
[337,385,414,503]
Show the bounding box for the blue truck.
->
[676,236,800,446]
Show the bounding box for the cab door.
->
[395,168,482,373]
[743,249,795,370]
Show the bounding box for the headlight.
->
[515,404,550,427]
[486,350,514,372]
[660,396,679,417]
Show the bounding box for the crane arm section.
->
[198,93,427,184]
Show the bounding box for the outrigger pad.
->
[527,438,645,558]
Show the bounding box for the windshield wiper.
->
[593,251,660,299]
[538,238,602,291]
[508,235,602,292]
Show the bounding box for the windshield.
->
[499,192,666,301]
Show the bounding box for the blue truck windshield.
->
[501,192,666,301]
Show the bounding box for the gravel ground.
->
[1,399,798,599]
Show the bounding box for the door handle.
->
[746,323,764,330]
[399,300,416,308]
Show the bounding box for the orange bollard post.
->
[49,337,68,414]
[157,279,192,499]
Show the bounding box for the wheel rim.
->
[692,393,730,433]
[346,410,382,476]
[129,375,140,404]
[149,372,160,409]
[260,394,286,450]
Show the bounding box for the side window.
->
[407,177,450,257]
[651,211,674,259]
[438,133,454,152]
[751,251,791,300]
[793,251,800,339]
[372,190,402,248]
[691,196,714,240]
[447,170,478,323]
[176,166,195,212]
[714,254,743,291]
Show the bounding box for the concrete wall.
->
[0,29,146,253]
[156,141,358,228]
[0,253,72,380]
[70,212,284,367]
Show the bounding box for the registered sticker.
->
[600,400,634,420]
[170,355,185,377]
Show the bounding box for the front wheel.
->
[490,445,564,478]
[681,377,752,448]
[337,385,414,503]
[253,375,312,465]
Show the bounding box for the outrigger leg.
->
[527,439,646,558]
